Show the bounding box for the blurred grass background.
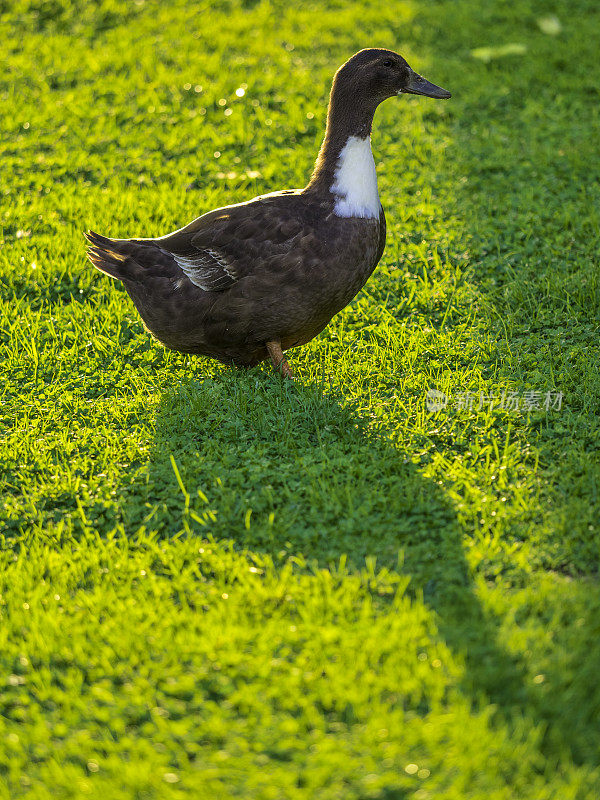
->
[1,0,600,797]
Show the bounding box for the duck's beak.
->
[400,71,451,99]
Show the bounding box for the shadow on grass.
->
[119,371,599,771]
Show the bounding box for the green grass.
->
[1,0,600,796]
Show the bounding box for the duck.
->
[85,48,450,378]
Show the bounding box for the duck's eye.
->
[382,59,393,68]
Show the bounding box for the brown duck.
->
[85,49,450,378]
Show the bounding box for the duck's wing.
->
[155,192,314,292]
[163,242,238,291]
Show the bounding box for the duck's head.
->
[334,48,451,104]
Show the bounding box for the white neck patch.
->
[331,135,380,219]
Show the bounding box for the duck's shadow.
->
[139,372,465,577]
[120,371,598,769]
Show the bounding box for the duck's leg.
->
[266,341,294,379]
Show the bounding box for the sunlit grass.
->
[1,0,600,797]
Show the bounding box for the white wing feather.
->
[172,248,237,291]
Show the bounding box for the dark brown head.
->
[307,48,450,193]
[333,48,451,104]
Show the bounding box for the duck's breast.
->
[273,208,386,348]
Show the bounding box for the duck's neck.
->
[307,86,381,219]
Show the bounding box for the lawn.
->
[1,0,600,797]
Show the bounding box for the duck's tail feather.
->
[84,230,138,281]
